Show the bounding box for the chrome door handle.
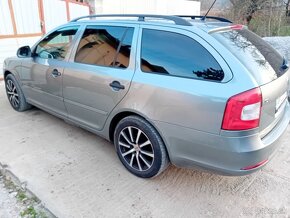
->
[51,69,61,78]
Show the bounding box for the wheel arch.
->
[4,70,12,79]
[109,111,142,142]
[108,110,171,162]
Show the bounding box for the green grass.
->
[1,175,48,218]
[279,26,290,36]
[20,206,37,218]
[16,191,27,202]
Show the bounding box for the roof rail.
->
[176,15,232,23]
[70,14,192,26]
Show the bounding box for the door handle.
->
[109,81,125,91]
[51,69,61,78]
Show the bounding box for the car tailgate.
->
[260,70,289,137]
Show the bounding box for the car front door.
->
[63,24,138,130]
[21,25,80,117]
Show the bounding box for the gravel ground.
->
[0,175,23,218]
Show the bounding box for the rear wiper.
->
[281,57,289,71]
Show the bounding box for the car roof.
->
[68,14,233,32]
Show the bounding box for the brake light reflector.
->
[222,88,262,130]
[241,159,268,170]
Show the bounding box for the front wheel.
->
[5,74,32,112]
[114,116,169,178]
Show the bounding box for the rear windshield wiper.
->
[281,57,289,72]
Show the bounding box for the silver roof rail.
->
[176,15,232,23]
[70,14,192,26]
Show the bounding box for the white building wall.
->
[12,0,41,34]
[43,0,67,33]
[0,0,90,77]
[96,0,200,16]
[69,3,90,21]
[0,0,14,35]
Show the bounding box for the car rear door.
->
[63,23,138,130]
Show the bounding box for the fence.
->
[0,0,90,39]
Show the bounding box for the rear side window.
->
[212,29,285,80]
[75,26,133,68]
[141,29,224,81]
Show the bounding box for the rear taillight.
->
[222,88,262,131]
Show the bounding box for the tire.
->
[114,115,169,178]
[5,74,32,112]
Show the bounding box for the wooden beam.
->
[7,0,17,35]
[65,0,71,21]
[0,33,43,39]
[38,0,46,34]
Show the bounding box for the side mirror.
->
[17,46,31,58]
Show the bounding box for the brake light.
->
[230,24,244,30]
[222,88,262,130]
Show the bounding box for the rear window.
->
[212,29,285,82]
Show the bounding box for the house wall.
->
[0,0,90,76]
[93,0,200,16]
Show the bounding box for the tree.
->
[225,0,288,36]
[228,0,265,25]
[285,0,290,16]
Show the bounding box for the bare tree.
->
[226,0,288,36]
[285,0,290,16]
[228,0,267,25]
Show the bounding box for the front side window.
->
[75,26,134,68]
[35,26,79,60]
[141,29,224,81]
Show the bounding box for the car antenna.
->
[201,0,217,21]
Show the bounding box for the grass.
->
[16,191,27,202]
[20,206,38,218]
[279,26,290,36]
[1,174,48,218]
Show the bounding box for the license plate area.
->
[275,92,287,118]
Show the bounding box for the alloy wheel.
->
[6,79,20,108]
[118,126,154,171]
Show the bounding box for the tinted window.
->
[75,26,133,68]
[212,29,285,80]
[141,29,224,81]
[35,26,78,60]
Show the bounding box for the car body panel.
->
[152,101,289,175]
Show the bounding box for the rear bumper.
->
[153,102,290,176]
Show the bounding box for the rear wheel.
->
[5,74,32,112]
[114,116,169,178]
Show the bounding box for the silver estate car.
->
[3,15,290,178]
